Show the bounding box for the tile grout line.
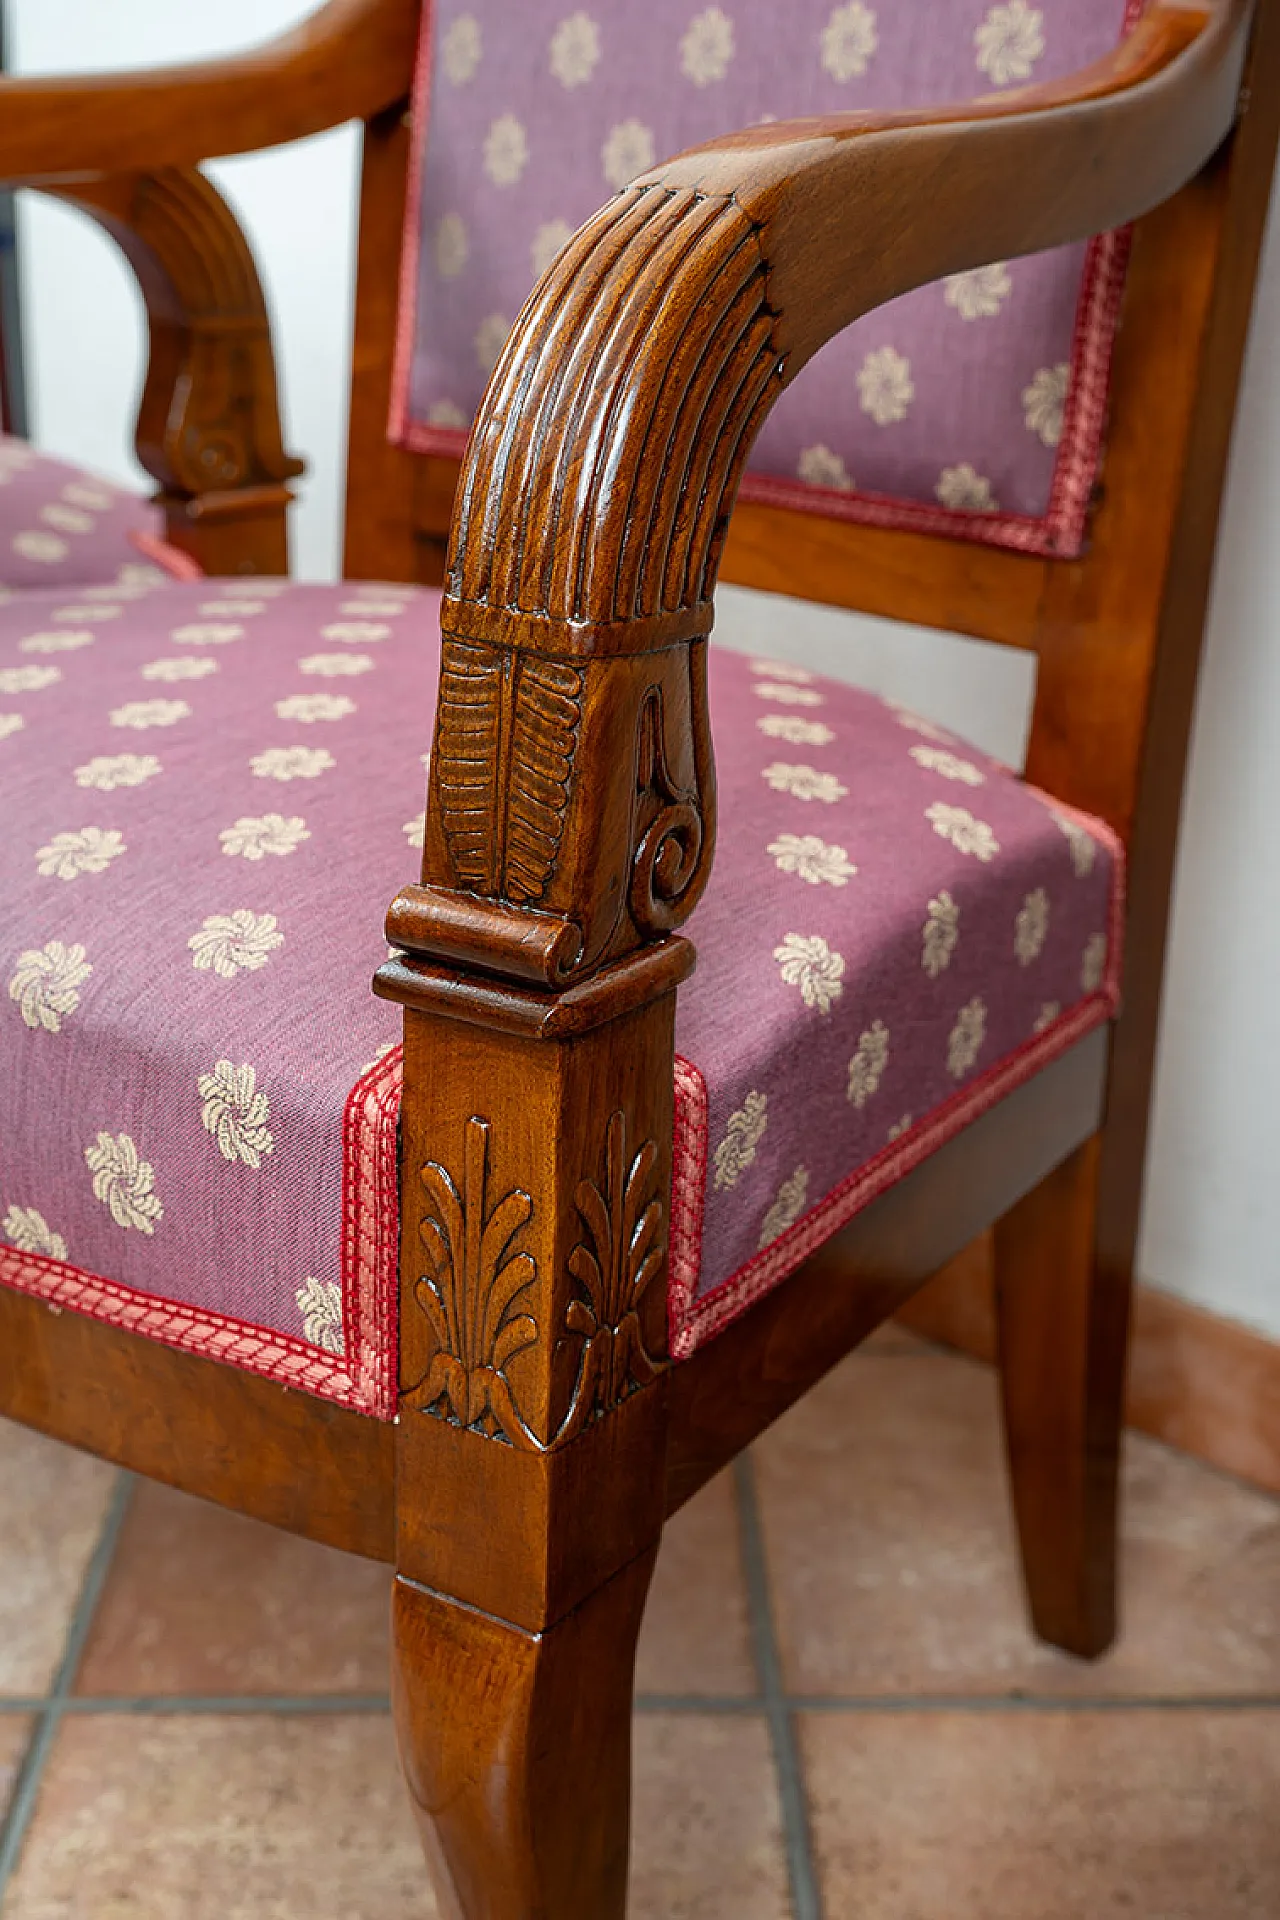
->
[734,1454,823,1920]
[0,1472,134,1901]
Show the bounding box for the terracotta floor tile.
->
[2,1714,431,1918]
[631,1714,791,1919]
[800,1708,1280,1918]
[0,1714,32,1822]
[636,1471,757,1698]
[755,1350,1280,1697]
[0,1419,118,1695]
[75,1480,391,1697]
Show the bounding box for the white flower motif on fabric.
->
[297,1275,344,1355]
[713,1090,768,1190]
[1023,363,1069,447]
[339,598,409,617]
[320,621,391,643]
[909,743,985,785]
[943,262,1012,320]
[475,313,512,375]
[0,714,23,741]
[40,504,94,535]
[13,532,67,563]
[856,346,914,426]
[947,996,988,1078]
[847,1020,889,1108]
[681,7,734,85]
[426,400,468,430]
[62,482,114,511]
[768,832,857,886]
[925,802,1000,862]
[1033,1000,1061,1034]
[442,13,482,84]
[110,699,190,730]
[251,745,335,781]
[749,660,814,684]
[602,119,656,190]
[885,699,953,743]
[797,443,854,490]
[757,714,834,746]
[550,11,601,87]
[753,682,823,707]
[758,1165,809,1249]
[115,565,166,587]
[3,1203,67,1260]
[141,657,217,683]
[922,889,959,978]
[403,814,426,849]
[19,629,95,655]
[217,579,288,597]
[188,910,284,980]
[975,1,1045,85]
[0,664,60,694]
[774,932,845,1013]
[298,652,374,679]
[198,1059,274,1168]
[936,464,998,513]
[1051,810,1097,877]
[170,622,244,645]
[85,1132,163,1234]
[54,604,121,622]
[762,762,848,804]
[531,218,575,281]
[220,813,310,861]
[1014,887,1050,965]
[483,114,529,187]
[820,2,878,80]
[199,600,267,617]
[1081,931,1108,993]
[9,940,91,1033]
[75,753,161,791]
[274,693,356,723]
[435,213,469,280]
[886,1114,913,1143]
[36,827,125,881]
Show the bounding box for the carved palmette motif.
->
[403,1116,541,1449]
[557,1110,666,1444]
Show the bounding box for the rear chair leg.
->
[392,1548,657,1920]
[992,1134,1130,1659]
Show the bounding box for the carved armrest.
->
[386,0,1250,989]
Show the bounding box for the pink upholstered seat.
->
[0,580,1120,1413]
[394,0,1138,555]
[0,435,184,592]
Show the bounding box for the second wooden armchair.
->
[0,0,1276,1912]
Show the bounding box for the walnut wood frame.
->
[1,2,1276,1912]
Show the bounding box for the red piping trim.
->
[387,0,440,450]
[128,529,204,581]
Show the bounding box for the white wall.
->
[11,1,1280,1339]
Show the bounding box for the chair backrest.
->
[391,0,1139,559]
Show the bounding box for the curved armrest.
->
[0,0,416,180]
[387,0,1252,991]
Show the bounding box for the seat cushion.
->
[393,0,1139,556]
[0,580,1120,1414]
[0,434,195,592]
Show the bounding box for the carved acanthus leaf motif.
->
[434,639,583,904]
[557,1109,665,1444]
[403,1115,541,1449]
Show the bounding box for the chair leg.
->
[391,1546,657,1920]
[992,1133,1131,1659]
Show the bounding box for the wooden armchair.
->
[1,0,1276,1912]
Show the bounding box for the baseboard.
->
[897,1236,1280,1498]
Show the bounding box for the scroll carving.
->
[557,1110,665,1444]
[403,1116,540,1449]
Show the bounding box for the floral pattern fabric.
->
[394,0,1138,556]
[0,581,1121,1413]
[0,435,185,591]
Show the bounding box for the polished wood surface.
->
[1,0,1277,1910]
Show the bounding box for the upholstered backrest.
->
[392,0,1139,558]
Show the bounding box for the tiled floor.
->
[1,1332,1277,1917]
